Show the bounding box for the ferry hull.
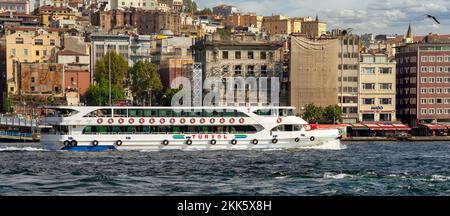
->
[40,131,342,152]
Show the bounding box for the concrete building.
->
[289,35,339,114]
[35,5,77,27]
[105,0,157,10]
[4,26,63,95]
[212,4,238,17]
[0,0,30,14]
[0,11,40,27]
[301,16,327,37]
[338,34,360,123]
[396,40,450,126]
[159,58,193,90]
[151,36,192,66]
[224,12,262,30]
[261,15,301,35]
[359,53,396,122]
[193,33,285,106]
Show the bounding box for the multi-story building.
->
[18,62,64,95]
[35,5,77,27]
[212,4,238,17]
[359,53,396,122]
[289,35,339,114]
[130,34,152,65]
[261,15,301,35]
[224,12,262,30]
[301,16,327,37]
[0,0,30,14]
[396,40,450,126]
[338,34,360,123]
[193,33,285,106]
[105,0,157,10]
[4,26,63,95]
[159,58,193,90]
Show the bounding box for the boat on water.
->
[39,106,342,151]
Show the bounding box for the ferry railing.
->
[0,131,33,137]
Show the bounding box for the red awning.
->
[422,124,448,130]
[366,123,411,131]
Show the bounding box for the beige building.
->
[359,53,396,122]
[301,16,327,37]
[290,35,339,115]
[262,15,301,35]
[5,27,62,95]
[225,13,263,30]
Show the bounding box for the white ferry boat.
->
[39,106,342,151]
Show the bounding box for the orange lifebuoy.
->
[180,118,186,124]
[97,118,103,124]
[229,118,235,124]
[160,118,166,124]
[118,118,125,124]
[220,118,226,124]
[210,118,216,124]
[129,118,135,124]
[108,118,114,124]
[239,118,245,124]
[200,118,206,124]
[139,118,145,124]
[149,118,155,124]
[190,118,196,124]
[277,118,282,123]
[170,118,176,124]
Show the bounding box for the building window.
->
[437,98,443,104]
[261,51,266,60]
[50,39,55,46]
[362,83,375,90]
[222,66,229,73]
[379,98,392,105]
[36,50,39,56]
[363,98,375,105]
[234,65,242,74]
[429,66,435,72]
[43,50,47,56]
[31,86,35,91]
[429,56,436,62]
[379,83,392,90]
[24,49,28,56]
[380,114,392,121]
[437,56,443,62]
[421,77,427,83]
[260,65,267,76]
[15,38,24,44]
[362,114,375,121]
[222,51,228,59]
[436,88,443,94]
[361,67,375,75]
[247,65,254,75]
[10,49,15,56]
[436,77,443,83]
[379,67,392,74]
[49,66,56,71]
[235,51,241,59]
[429,77,435,83]
[35,39,43,45]
[429,109,435,114]
[429,88,435,94]
[248,51,254,59]
[428,98,435,104]
[421,98,427,104]
[31,77,35,83]
[421,67,428,72]
[421,108,427,114]
[122,2,125,5]
[421,88,427,94]
[437,67,444,72]
[421,56,428,62]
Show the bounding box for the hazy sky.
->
[196,0,450,35]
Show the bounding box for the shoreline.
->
[342,136,450,142]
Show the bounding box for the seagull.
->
[426,14,441,24]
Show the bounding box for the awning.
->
[421,124,448,130]
[366,123,411,131]
[349,123,369,130]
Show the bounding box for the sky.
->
[196,0,450,35]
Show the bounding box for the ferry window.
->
[114,109,127,117]
[294,125,302,131]
[288,109,295,116]
[285,125,293,131]
[144,110,152,117]
[83,126,92,134]
[143,126,150,133]
[127,127,137,133]
[97,126,107,133]
[112,127,121,133]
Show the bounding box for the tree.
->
[161,86,183,106]
[94,50,129,88]
[128,60,163,106]
[85,80,126,106]
[196,8,212,15]
[322,105,343,124]
[184,0,198,13]
[2,97,12,113]
[302,103,323,123]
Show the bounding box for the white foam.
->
[430,175,450,182]
[301,140,347,150]
[0,146,50,152]
[323,172,354,179]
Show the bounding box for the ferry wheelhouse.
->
[40,106,341,151]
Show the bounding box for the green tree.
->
[128,60,163,106]
[322,105,342,124]
[302,103,323,123]
[196,8,212,15]
[85,80,126,106]
[184,0,198,13]
[94,50,129,88]
[161,86,183,106]
[2,97,12,113]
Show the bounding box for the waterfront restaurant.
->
[346,121,411,138]
[417,124,450,136]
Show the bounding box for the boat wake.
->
[301,140,347,150]
[0,147,50,152]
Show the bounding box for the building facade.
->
[0,0,30,14]
[19,62,64,95]
[301,17,327,37]
[289,35,339,115]
[193,33,285,106]
[212,4,238,17]
[338,34,360,123]
[359,53,397,122]
[396,42,450,126]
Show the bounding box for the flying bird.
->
[426,14,441,24]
